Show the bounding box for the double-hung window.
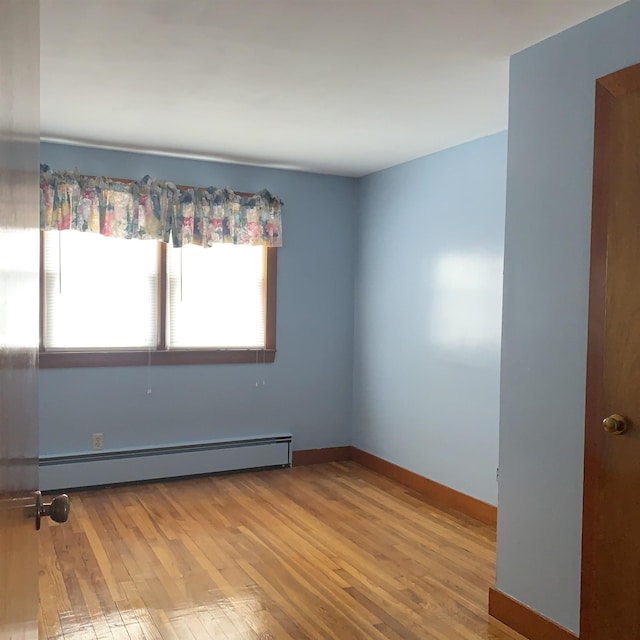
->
[40,231,277,367]
[39,169,281,368]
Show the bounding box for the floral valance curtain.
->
[39,165,283,248]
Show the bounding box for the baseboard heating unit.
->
[39,434,292,491]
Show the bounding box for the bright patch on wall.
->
[431,252,503,350]
[0,229,39,349]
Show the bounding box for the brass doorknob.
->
[603,414,628,435]
[32,491,71,530]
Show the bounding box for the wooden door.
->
[581,62,640,639]
[0,1,41,638]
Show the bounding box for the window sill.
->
[39,348,276,369]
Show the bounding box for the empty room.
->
[2,1,640,639]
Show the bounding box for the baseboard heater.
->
[39,434,292,492]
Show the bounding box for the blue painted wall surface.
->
[497,0,640,633]
[39,143,357,456]
[352,132,508,506]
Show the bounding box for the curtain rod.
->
[85,174,254,198]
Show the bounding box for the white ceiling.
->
[40,0,627,177]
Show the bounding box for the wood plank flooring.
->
[39,462,520,639]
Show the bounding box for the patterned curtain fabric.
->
[39,165,283,247]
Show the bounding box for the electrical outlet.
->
[92,433,104,450]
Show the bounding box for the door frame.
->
[580,62,640,638]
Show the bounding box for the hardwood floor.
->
[39,462,520,639]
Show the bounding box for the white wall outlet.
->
[92,433,104,450]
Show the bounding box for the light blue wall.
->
[352,132,508,506]
[39,143,357,456]
[497,0,640,633]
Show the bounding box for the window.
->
[40,230,277,368]
[167,243,265,349]
[44,232,159,350]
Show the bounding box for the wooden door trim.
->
[489,588,578,640]
[581,62,640,637]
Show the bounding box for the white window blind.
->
[167,243,265,349]
[43,230,158,349]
